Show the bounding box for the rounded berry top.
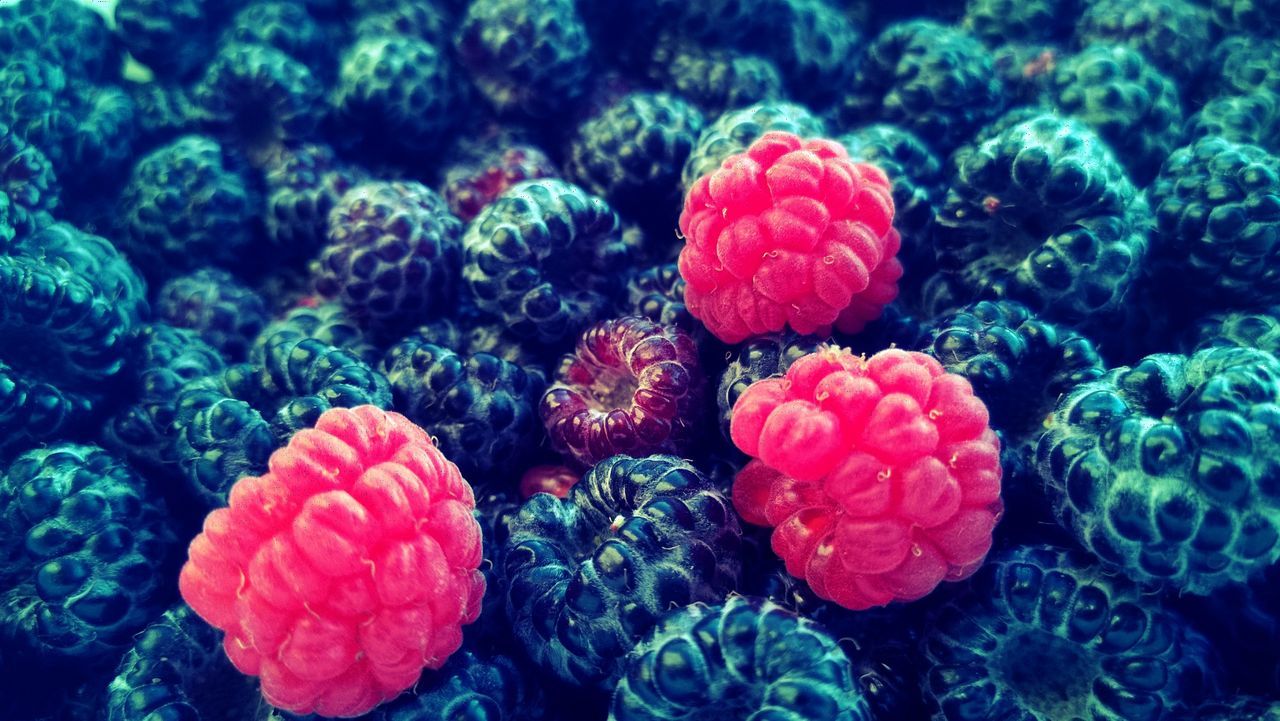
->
[179,405,485,718]
[730,347,1003,609]
[678,131,902,343]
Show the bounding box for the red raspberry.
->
[677,131,902,344]
[178,406,485,718]
[730,347,1002,610]
[518,463,580,499]
[540,316,705,469]
[441,144,558,222]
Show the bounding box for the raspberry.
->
[0,120,59,241]
[730,347,1003,610]
[682,101,827,191]
[624,263,696,333]
[193,41,324,153]
[262,143,368,263]
[441,143,558,223]
[962,0,1073,45]
[644,40,785,117]
[1187,307,1280,355]
[1037,346,1280,594]
[371,648,550,721]
[1188,698,1280,721]
[611,597,872,721]
[677,131,902,343]
[923,545,1218,721]
[503,454,740,688]
[179,405,486,718]
[540,316,706,468]
[0,0,119,83]
[1185,91,1280,150]
[1076,0,1213,89]
[222,1,333,76]
[717,330,826,440]
[251,301,377,366]
[113,0,228,81]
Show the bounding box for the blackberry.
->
[104,605,262,721]
[353,2,452,46]
[462,179,636,346]
[542,316,706,468]
[1186,307,1280,355]
[0,120,58,240]
[935,113,1150,336]
[102,324,226,483]
[0,0,119,83]
[923,545,1218,721]
[112,0,232,81]
[250,301,377,366]
[192,42,325,152]
[772,0,863,108]
[836,20,1006,154]
[262,143,367,262]
[1149,136,1280,307]
[839,123,946,285]
[117,134,261,280]
[222,1,333,75]
[625,263,695,332]
[682,101,827,189]
[1184,91,1280,151]
[172,337,392,507]
[925,300,1105,538]
[962,0,1077,45]
[1037,346,1280,593]
[156,268,271,362]
[567,92,704,230]
[1076,0,1214,90]
[611,597,872,721]
[441,142,559,223]
[380,332,545,481]
[644,41,785,116]
[503,454,740,688]
[0,54,138,188]
[1048,44,1184,185]
[991,42,1061,105]
[332,36,465,164]
[0,444,176,671]
[370,649,549,721]
[0,229,143,454]
[454,0,593,119]
[312,181,463,337]
[1210,0,1280,36]
[1214,35,1280,98]
[716,330,826,440]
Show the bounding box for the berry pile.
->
[5,1,1280,720]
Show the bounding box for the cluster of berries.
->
[2,0,1280,720]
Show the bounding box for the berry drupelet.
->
[1075,0,1214,90]
[682,101,828,190]
[262,143,368,264]
[541,316,705,469]
[1186,306,1280,356]
[441,143,558,223]
[644,41,785,117]
[380,332,545,482]
[462,178,636,346]
[717,330,827,440]
[503,454,741,688]
[0,120,59,241]
[251,300,378,366]
[1038,346,1280,594]
[193,41,324,154]
[157,268,270,362]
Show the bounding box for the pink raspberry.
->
[677,131,902,344]
[730,347,1003,610]
[178,406,485,718]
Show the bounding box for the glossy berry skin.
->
[369,648,549,721]
[924,545,1218,721]
[252,301,377,366]
[157,268,270,362]
[1187,307,1280,356]
[179,406,486,718]
[262,144,367,263]
[681,101,827,191]
[1075,0,1213,88]
[1185,91,1280,151]
[462,179,636,346]
[541,316,705,469]
[678,131,902,343]
[380,333,545,481]
[105,605,261,721]
[0,444,175,671]
[717,330,826,440]
[837,20,1005,154]
[1149,136,1280,307]
[442,144,558,223]
[610,597,873,721]
[731,347,1003,610]
[313,181,463,337]
[519,465,579,499]
[503,455,740,689]
[1038,346,1280,594]
[172,337,393,508]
